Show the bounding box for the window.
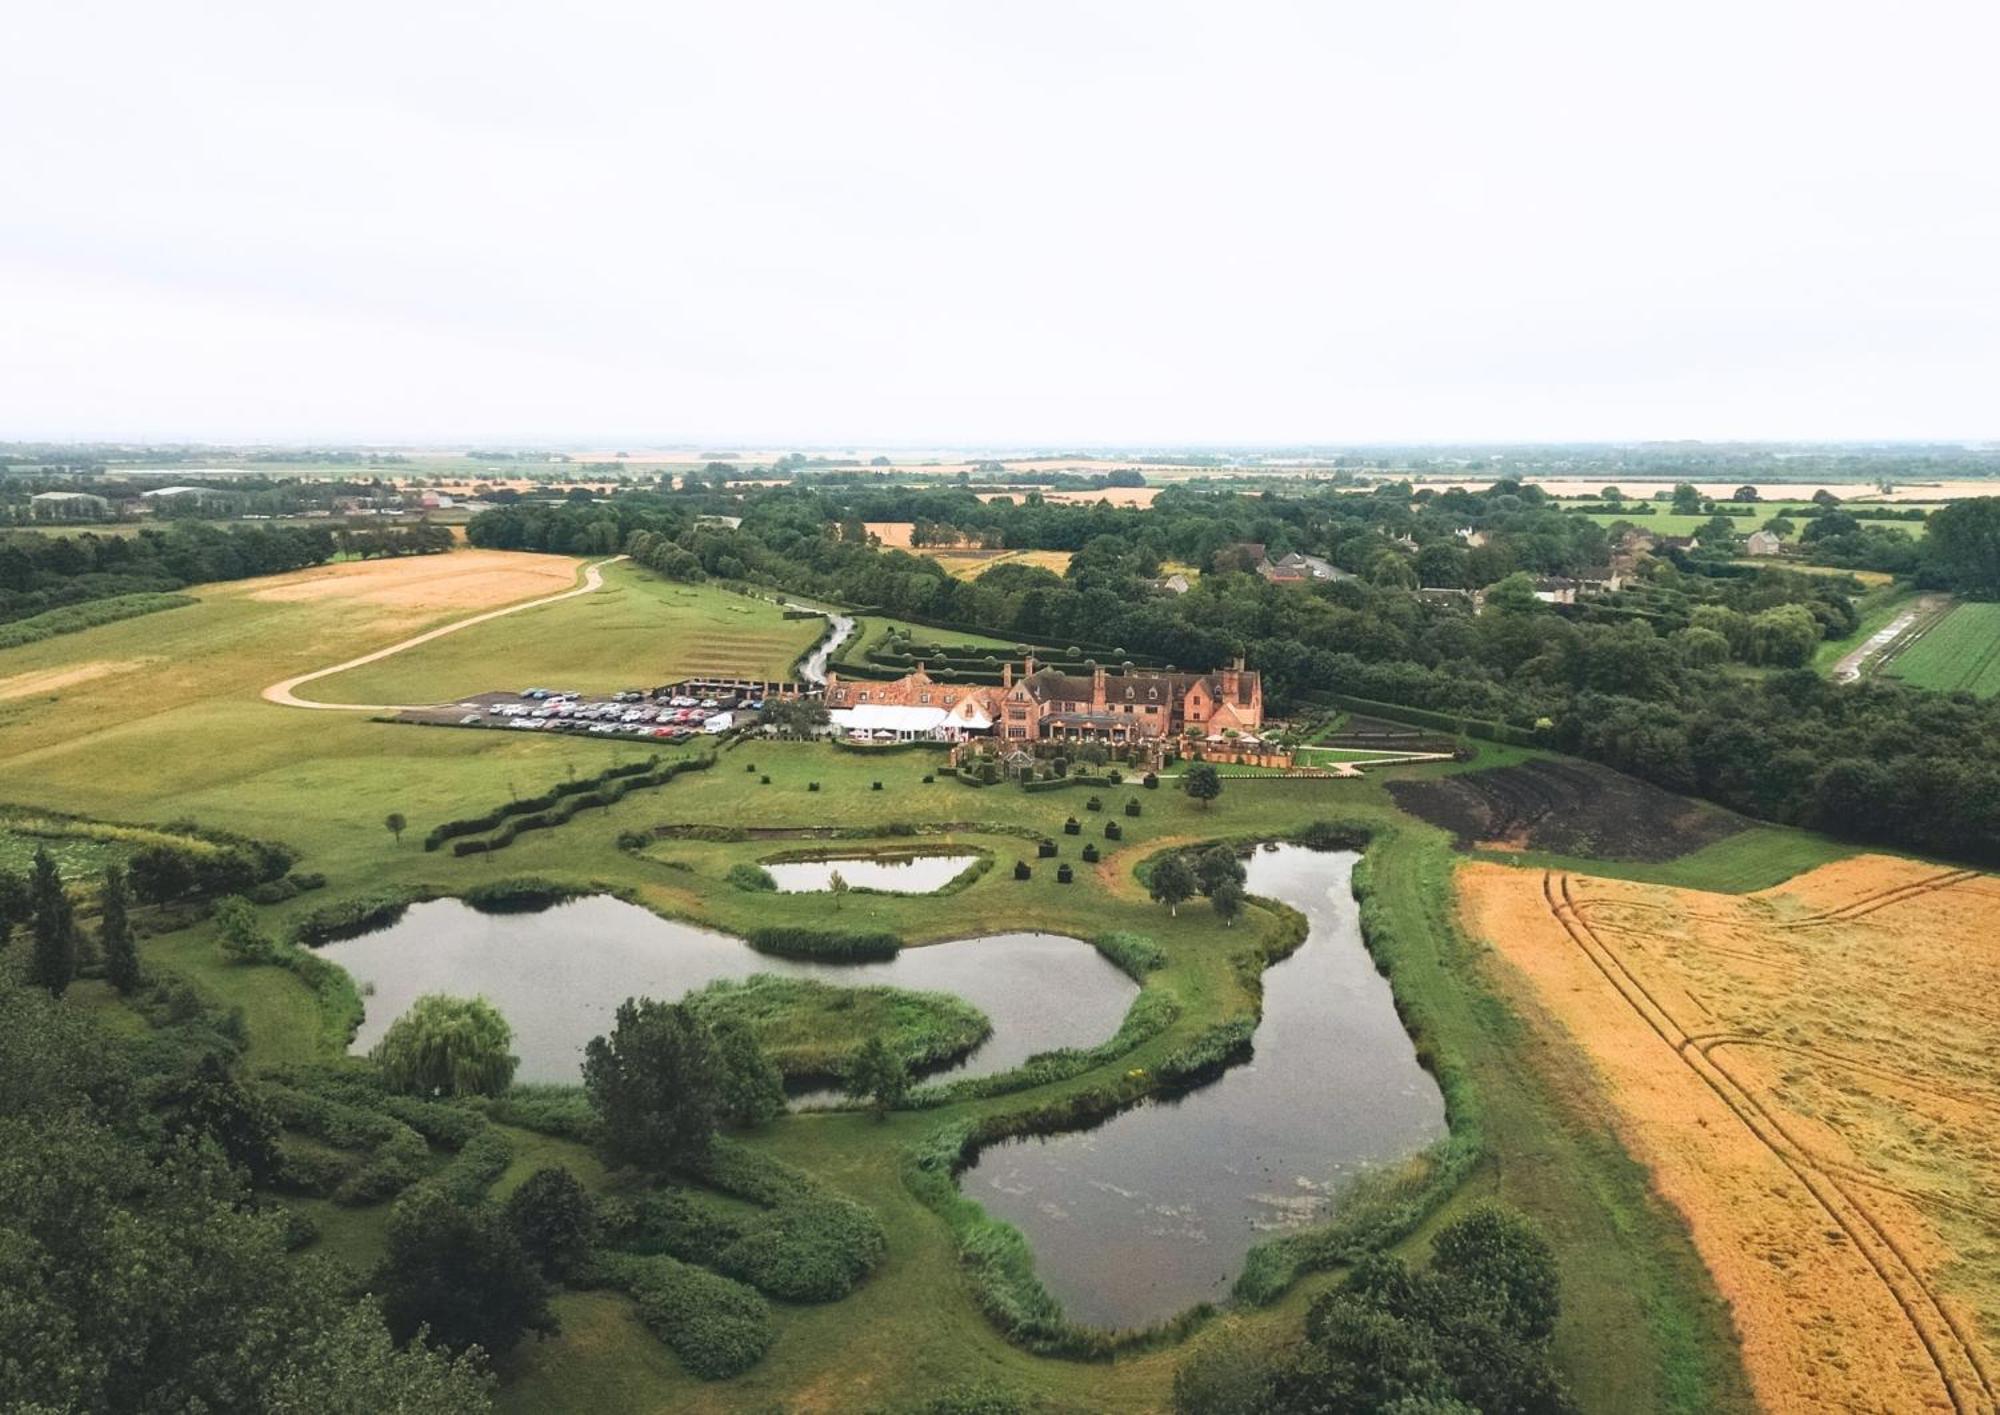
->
[919,692,931,704]
[858,691,869,702]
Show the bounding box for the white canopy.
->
[829,705,950,735]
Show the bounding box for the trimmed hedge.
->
[446,756,714,856]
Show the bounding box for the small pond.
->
[320,895,1135,1086]
[764,853,979,894]
[962,844,1448,1330]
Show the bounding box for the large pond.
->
[320,896,1135,1086]
[764,853,979,894]
[962,845,1448,1330]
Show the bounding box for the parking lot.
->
[397,685,763,742]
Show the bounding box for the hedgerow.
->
[432,755,714,857]
[0,591,196,649]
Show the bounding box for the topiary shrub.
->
[1037,840,1057,859]
[1124,798,1141,817]
[1062,817,1081,836]
[1107,769,1123,785]
[1104,821,1122,840]
[1056,864,1074,884]
[745,762,756,772]
[1085,796,1103,812]
[1143,772,1160,789]
[760,775,771,784]
[808,782,820,792]
[871,781,883,791]
[1013,860,1031,880]
[1081,843,1099,863]
[922,774,935,784]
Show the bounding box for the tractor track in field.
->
[1543,870,1996,1414]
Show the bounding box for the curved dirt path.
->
[261,556,625,712]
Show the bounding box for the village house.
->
[1745,529,1783,556]
[1256,551,1348,584]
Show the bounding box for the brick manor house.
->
[822,656,1265,748]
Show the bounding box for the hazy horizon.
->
[6,2,1997,445]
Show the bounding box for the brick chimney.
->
[1092,661,1107,708]
[1002,661,1014,689]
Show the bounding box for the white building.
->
[828,704,951,742]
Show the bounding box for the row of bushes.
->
[0,590,196,649]
[450,757,715,856]
[744,926,900,962]
[422,756,666,850]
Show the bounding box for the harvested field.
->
[926,547,1074,580]
[1461,857,2000,1414]
[1388,759,1742,861]
[238,549,581,610]
[862,521,917,547]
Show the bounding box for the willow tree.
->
[371,994,519,1097]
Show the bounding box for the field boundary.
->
[260,555,623,711]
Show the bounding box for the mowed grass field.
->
[308,561,819,703]
[1462,857,2000,1412]
[1883,600,2000,696]
[2,549,1770,1413]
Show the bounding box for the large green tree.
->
[1149,853,1198,915]
[99,862,139,995]
[371,994,520,1098]
[0,974,491,1412]
[1925,497,2000,595]
[26,847,76,997]
[375,1185,556,1356]
[583,997,720,1169]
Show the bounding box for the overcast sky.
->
[4,2,1996,447]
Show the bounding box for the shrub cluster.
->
[461,877,582,913]
[292,890,422,946]
[745,927,899,962]
[592,1252,774,1380]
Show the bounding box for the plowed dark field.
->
[1388,759,1742,861]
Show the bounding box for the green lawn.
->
[8,552,1758,1412]
[1883,600,2000,696]
[309,562,820,703]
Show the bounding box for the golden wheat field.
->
[1460,857,2000,1414]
